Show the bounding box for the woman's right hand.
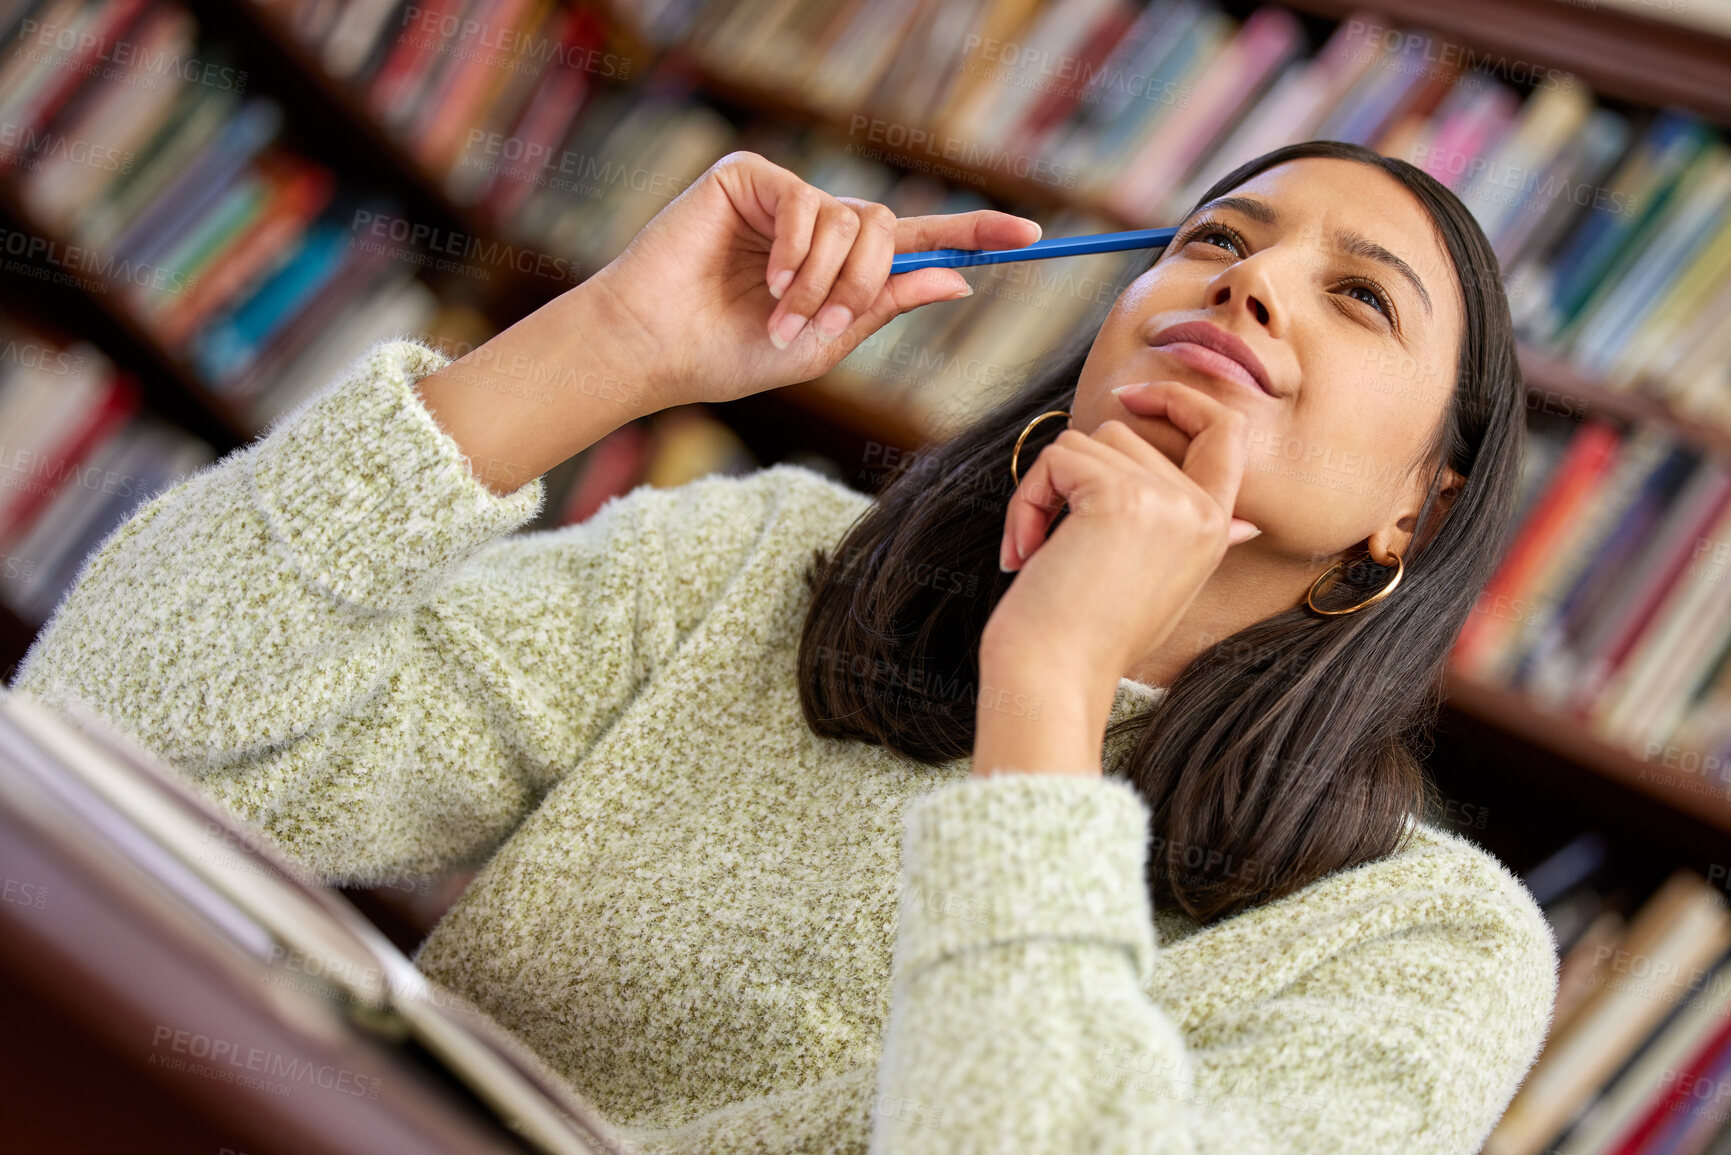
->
[581,150,1044,411]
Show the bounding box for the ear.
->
[1375,465,1465,564]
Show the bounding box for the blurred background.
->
[1,1,1730,1152]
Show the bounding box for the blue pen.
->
[889,226,1178,274]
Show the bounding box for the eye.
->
[1339,277,1398,325]
[1176,217,1245,255]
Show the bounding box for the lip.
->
[1148,321,1276,397]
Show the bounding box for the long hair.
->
[795,140,1526,925]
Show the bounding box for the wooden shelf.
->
[1281,0,1731,126]
[1518,347,1731,459]
[1443,669,1731,838]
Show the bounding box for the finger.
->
[894,209,1043,256]
[763,179,822,305]
[1002,435,1122,570]
[1112,381,1252,527]
[1085,416,1187,483]
[1083,419,1264,546]
[768,198,863,349]
[806,199,899,343]
[1002,426,1161,567]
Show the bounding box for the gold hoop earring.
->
[1306,551,1405,615]
[1010,410,1071,485]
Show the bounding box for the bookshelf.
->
[0,2,1724,876]
[4,3,1731,1149]
[0,0,1727,845]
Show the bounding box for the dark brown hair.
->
[795,140,1526,924]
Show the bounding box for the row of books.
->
[1488,830,1731,1155]
[1452,413,1731,778]
[255,0,1145,437]
[260,0,628,222]
[0,0,469,428]
[0,303,775,629]
[0,315,212,622]
[261,0,1731,442]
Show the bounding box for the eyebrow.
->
[1191,194,1434,318]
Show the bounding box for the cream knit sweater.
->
[10,339,1559,1154]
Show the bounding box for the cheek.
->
[1238,419,1388,533]
[1357,345,1456,410]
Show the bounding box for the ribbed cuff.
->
[894,773,1158,983]
[247,339,546,613]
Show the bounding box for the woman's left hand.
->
[981,380,1262,701]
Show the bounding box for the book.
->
[151,153,338,349]
[1553,952,1731,1152]
[1452,419,1623,680]
[1541,109,1715,342]
[1107,4,1305,223]
[0,348,140,550]
[1485,872,1731,1155]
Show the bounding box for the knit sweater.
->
[9,339,1559,1155]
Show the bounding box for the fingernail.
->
[1111,382,1150,395]
[1029,221,1043,241]
[949,284,974,299]
[768,269,793,299]
[815,304,852,340]
[999,537,1015,572]
[771,312,807,349]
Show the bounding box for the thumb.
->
[889,268,975,314]
[841,270,974,355]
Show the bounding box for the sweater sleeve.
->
[3,338,785,886]
[866,773,1558,1155]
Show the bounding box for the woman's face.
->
[1072,157,1467,570]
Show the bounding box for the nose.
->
[1207,257,1281,337]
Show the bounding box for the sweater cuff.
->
[894,773,1158,983]
[246,338,546,612]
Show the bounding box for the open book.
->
[0,688,632,1155]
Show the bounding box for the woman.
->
[10,140,1557,1153]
